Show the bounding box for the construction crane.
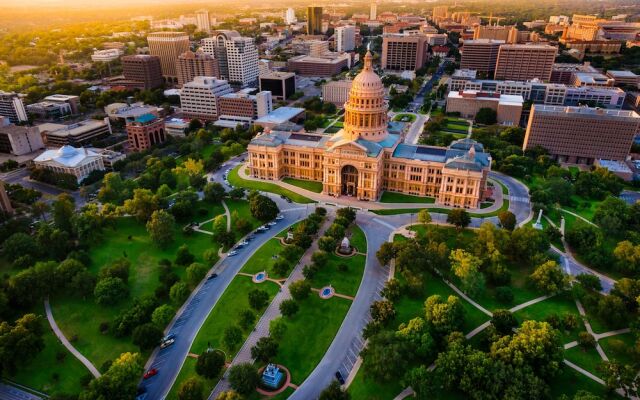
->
[479,13,506,26]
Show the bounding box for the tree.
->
[99,258,130,282]
[196,350,225,379]
[186,263,209,287]
[123,189,159,222]
[424,295,464,337]
[491,309,517,335]
[361,331,413,382]
[223,326,243,350]
[370,300,396,326]
[598,361,639,397]
[79,352,143,400]
[613,240,640,275]
[475,107,497,125]
[418,209,432,225]
[215,391,243,400]
[146,210,175,248]
[176,244,196,266]
[249,194,279,222]
[529,260,567,294]
[565,222,601,252]
[376,241,396,266]
[94,277,128,305]
[447,209,470,230]
[248,289,270,310]
[498,211,516,231]
[132,323,163,351]
[0,314,45,376]
[204,182,225,203]
[289,280,311,301]
[178,377,204,400]
[31,201,50,222]
[238,309,256,330]
[251,336,279,363]
[509,226,550,263]
[593,197,629,236]
[52,193,75,233]
[449,249,485,296]
[2,232,38,262]
[151,304,176,328]
[280,299,299,317]
[269,317,288,340]
[577,331,596,349]
[319,381,351,400]
[170,281,190,304]
[575,274,602,292]
[228,363,260,395]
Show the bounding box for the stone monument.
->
[339,236,352,254]
[533,209,543,230]
[261,363,284,389]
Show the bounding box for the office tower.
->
[370,2,377,21]
[180,77,234,121]
[523,105,640,164]
[225,37,259,87]
[195,9,211,33]
[307,7,323,35]
[259,72,296,100]
[176,51,221,86]
[432,6,448,21]
[121,55,164,89]
[446,91,523,126]
[147,32,190,84]
[201,31,240,80]
[381,33,430,71]
[473,25,519,43]
[0,91,28,123]
[217,90,273,119]
[460,39,503,75]
[285,8,297,25]
[335,26,356,52]
[322,80,353,106]
[494,44,557,81]
[126,114,167,152]
[0,122,44,156]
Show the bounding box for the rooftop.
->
[254,107,305,124]
[606,70,639,78]
[533,104,640,118]
[596,159,633,173]
[37,119,109,137]
[34,145,100,167]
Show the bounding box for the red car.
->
[143,368,158,379]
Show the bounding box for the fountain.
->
[319,285,335,299]
[533,209,544,230]
[253,271,267,283]
[338,236,352,255]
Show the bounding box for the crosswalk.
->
[509,195,529,203]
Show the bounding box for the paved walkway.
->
[222,199,231,231]
[208,216,333,399]
[44,298,101,378]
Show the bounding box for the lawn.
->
[371,208,424,215]
[564,345,604,377]
[51,215,222,367]
[166,357,217,400]
[225,198,262,235]
[550,366,617,399]
[349,225,367,253]
[348,370,402,400]
[379,191,436,204]
[272,295,353,385]
[392,113,416,122]
[371,199,508,217]
[9,309,88,397]
[228,165,315,204]
[239,235,291,278]
[512,292,581,343]
[282,177,324,193]
[599,333,637,367]
[308,253,366,297]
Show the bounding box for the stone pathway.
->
[208,215,334,399]
[44,298,101,378]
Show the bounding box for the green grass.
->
[239,237,291,278]
[272,295,353,385]
[225,198,262,235]
[308,253,366,297]
[379,191,436,204]
[565,345,605,377]
[512,291,581,343]
[370,199,509,217]
[282,177,324,193]
[371,208,424,215]
[599,333,637,367]
[550,366,618,399]
[349,225,367,253]
[166,357,217,400]
[228,165,315,204]
[392,113,416,122]
[348,370,402,400]
[51,215,221,367]
[8,309,87,396]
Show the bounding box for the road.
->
[1,167,86,206]
[139,158,310,400]
[488,171,532,225]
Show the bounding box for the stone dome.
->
[351,51,384,93]
[57,145,78,158]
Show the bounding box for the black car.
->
[335,371,345,385]
[207,273,218,280]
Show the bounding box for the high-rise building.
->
[126,113,167,152]
[473,25,519,43]
[180,76,234,121]
[370,2,377,21]
[307,7,323,35]
[322,80,353,106]
[147,32,190,84]
[381,33,430,71]
[432,6,448,21]
[460,39,503,75]
[285,8,297,25]
[494,44,557,81]
[335,26,356,52]
[523,105,640,164]
[121,55,164,90]
[446,90,523,126]
[225,37,259,87]
[195,9,211,33]
[0,121,44,155]
[0,91,28,123]
[176,51,221,86]
[259,72,296,100]
[217,90,273,119]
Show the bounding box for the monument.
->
[338,236,352,254]
[261,363,284,389]
[286,228,294,243]
[533,209,544,230]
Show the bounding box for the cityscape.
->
[1,0,640,399]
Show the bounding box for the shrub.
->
[578,331,596,349]
[238,310,256,330]
[196,349,225,379]
[289,280,311,301]
[495,286,514,304]
[228,363,260,395]
[280,299,299,317]
[248,289,269,310]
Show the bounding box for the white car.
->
[276,215,284,220]
[224,180,230,186]
[160,338,175,349]
[228,250,239,256]
[268,221,277,226]
[239,240,249,246]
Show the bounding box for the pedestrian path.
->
[44,298,101,378]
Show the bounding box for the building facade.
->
[322,80,353,106]
[381,33,430,71]
[0,122,44,155]
[217,90,273,120]
[180,76,234,121]
[307,7,323,35]
[460,40,503,75]
[287,54,350,76]
[446,90,523,125]
[196,9,211,33]
[39,118,112,147]
[121,55,164,90]
[523,105,640,164]
[259,72,296,100]
[494,44,557,81]
[335,26,356,52]
[0,91,28,123]
[147,32,190,83]
[126,114,167,151]
[33,146,105,183]
[225,37,260,87]
[176,51,220,86]
[248,52,492,208]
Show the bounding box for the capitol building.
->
[247,51,492,208]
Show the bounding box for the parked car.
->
[207,273,218,280]
[268,221,277,226]
[228,250,239,256]
[335,371,345,385]
[160,338,175,349]
[143,368,158,379]
[239,240,249,246]
[161,333,176,343]
[276,215,284,220]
